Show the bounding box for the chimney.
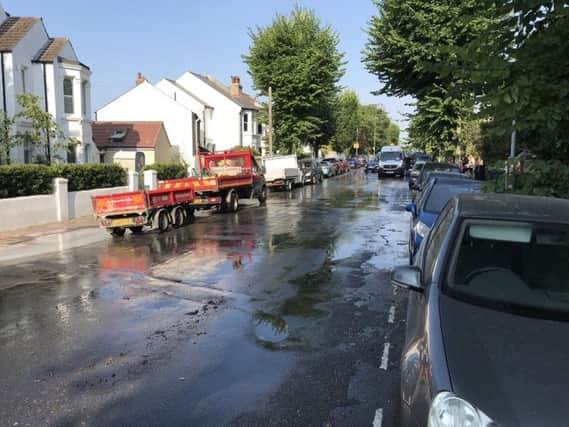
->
[230,75,242,97]
[135,72,145,86]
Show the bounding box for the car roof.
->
[454,193,569,224]
[426,171,469,180]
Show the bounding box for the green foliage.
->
[52,164,127,192]
[333,89,397,155]
[0,163,126,198]
[0,111,15,164]
[0,164,54,198]
[363,0,497,158]
[143,163,188,180]
[15,93,74,164]
[485,159,569,199]
[244,6,345,155]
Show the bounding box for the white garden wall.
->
[0,177,134,232]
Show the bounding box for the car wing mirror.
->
[405,203,417,216]
[391,266,423,292]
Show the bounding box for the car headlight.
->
[428,392,495,427]
[415,221,430,238]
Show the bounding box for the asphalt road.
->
[0,171,412,427]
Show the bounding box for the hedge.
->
[0,163,127,199]
[483,159,569,199]
[143,163,188,180]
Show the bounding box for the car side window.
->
[422,204,453,283]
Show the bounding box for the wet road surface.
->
[0,171,411,427]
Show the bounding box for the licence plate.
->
[112,218,133,226]
[193,198,206,204]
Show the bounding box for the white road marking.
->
[388,305,396,323]
[372,408,384,427]
[380,342,391,370]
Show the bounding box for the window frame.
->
[81,81,88,116]
[422,203,455,284]
[63,78,74,114]
[243,112,249,132]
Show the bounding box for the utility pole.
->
[268,86,273,155]
[510,119,516,158]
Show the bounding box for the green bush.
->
[483,159,569,199]
[143,163,188,180]
[0,163,127,198]
[52,164,127,192]
[0,164,55,198]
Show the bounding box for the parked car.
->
[406,177,481,263]
[408,161,426,189]
[347,158,358,169]
[393,193,569,427]
[366,159,379,174]
[415,162,461,191]
[323,158,341,176]
[300,158,322,184]
[378,146,405,178]
[320,160,335,178]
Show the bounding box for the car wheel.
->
[129,226,144,234]
[155,209,170,233]
[286,181,293,192]
[230,192,239,212]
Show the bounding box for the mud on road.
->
[0,172,411,427]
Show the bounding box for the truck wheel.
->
[171,206,186,228]
[286,181,293,192]
[110,227,126,237]
[184,206,195,225]
[230,192,239,213]
[258,186,267,205]
[129,226,144,234]
[155,209,170,233]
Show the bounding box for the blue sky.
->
[5,0,413,132]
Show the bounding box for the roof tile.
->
[0,17,40,52]
[191,72,258,110]
[34,37,67,62]
[92,122,166,149]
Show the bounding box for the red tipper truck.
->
[91,148,266,237]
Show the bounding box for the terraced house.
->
[0,4,96,164]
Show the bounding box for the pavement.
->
[0,170,412,427]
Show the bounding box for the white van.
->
[378,146,405,178]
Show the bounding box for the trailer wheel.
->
[230,192,239,213]
[129,226,144,234]
[110,227,126,237]
[155,209,170,233]
[171,206,185,228]
[258,186,267,205]
[184,206,195,225]
[286,180,293,192]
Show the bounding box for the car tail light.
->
[101,219,111,227]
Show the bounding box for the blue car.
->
[406,177,481,264]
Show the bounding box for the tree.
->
[15,93,72,164]
[385,123,400,146]
[363,0,497,157]
[244,6,345,155]
[333,89,360,153]
[0,111,15,164]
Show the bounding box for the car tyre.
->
[110,227,126,237]
[258,186,267,205]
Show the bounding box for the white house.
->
[97,76,200,167]
[174,72,262,152]
[0,5,96,164]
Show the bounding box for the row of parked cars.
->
[393,161,569,426]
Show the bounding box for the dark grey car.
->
[300,158,322,184]
[393,193,569,427]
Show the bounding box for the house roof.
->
[0,16,40,52]
[92,121,167,149]
[34,37,68,62]
[164,78,212,108]
[190,72,258,110]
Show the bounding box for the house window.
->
[67,145,76,163]
[21,67,27,93]
[63,78,74,114]
[257,123,263,135]
[81,81,88,116]
[23,139,33,163]
[243,112,249,132]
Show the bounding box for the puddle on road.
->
[253,311,289,343]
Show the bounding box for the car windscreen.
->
[447,221,569,320]
[301,161,312,168]
[424,182,481,213]
[380,152,402,161]
[413,163,425,171]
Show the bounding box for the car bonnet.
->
[439,293,569,427]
